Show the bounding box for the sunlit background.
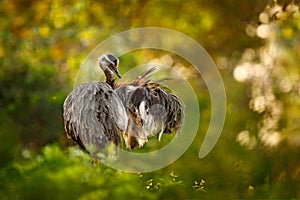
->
[0,0,300,199]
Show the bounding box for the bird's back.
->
[63,81,128,157]
[115,68,184,149]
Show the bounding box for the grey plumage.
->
[63,82,127,156]
[115,67,184,149]
[63,54,184,157]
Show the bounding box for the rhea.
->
[63,54,184,158]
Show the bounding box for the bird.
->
[63,54,128,158]
[115,68,184,149]
[63,54,184,159]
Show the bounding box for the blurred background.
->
[1,0,300,199]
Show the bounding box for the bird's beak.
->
[114,68,122,78]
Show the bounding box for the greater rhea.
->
[63,54,184,158]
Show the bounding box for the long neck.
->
[104,68,116,88]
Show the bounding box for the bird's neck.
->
[104,69,116,88]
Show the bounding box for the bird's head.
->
[98,54,121,78]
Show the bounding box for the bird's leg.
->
[91,157,101,165]
[123,132,148,150]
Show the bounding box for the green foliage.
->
[0,144,142,199]
[0,144,209,199]
[0,0,300,199]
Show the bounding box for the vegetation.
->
[1,0,300,199]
